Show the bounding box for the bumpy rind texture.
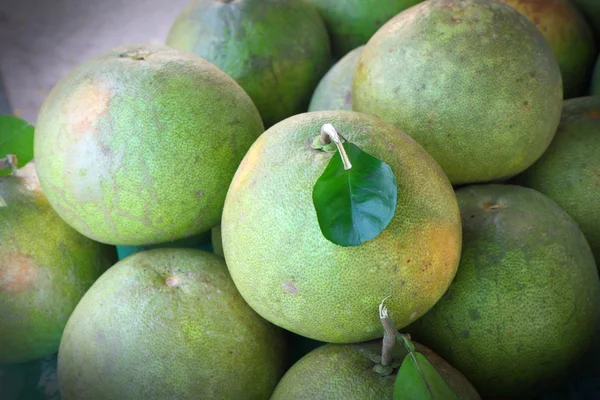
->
[57,248,287,400]
[499,0,596,99]
[408,184,600,399]
[308,45,364,112]
[221,110,462,343]
[0,163,117,364]
[271,340,481,399]
[165,0,331,128]
[34,43,264,246]
[514,96,600,265]
[305,0,423,58]
[352,0,563,185]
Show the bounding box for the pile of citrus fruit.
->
[2,0,600,399]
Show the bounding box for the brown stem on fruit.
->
[0,155,18,173]
[320,124,352,170]
[379,296,396,366]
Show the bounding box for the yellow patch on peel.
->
[0,253,39,294]
[229,138,264,190]
[405,222,462,299]
[64,81,112,137]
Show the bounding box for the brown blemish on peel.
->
[0,253,39,294]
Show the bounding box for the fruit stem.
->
[320,124,352,170]
[0,155,18,174]
[379,296,396,366]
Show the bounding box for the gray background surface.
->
[0,0,190,123]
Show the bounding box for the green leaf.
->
[0,115,35,176]
[393,351,460,400]
[312,140,398,247]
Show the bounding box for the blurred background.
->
[0,0,189,123]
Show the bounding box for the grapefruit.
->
[0,162,116,364]
[165,0,332,128]
[304,0,423,58]
[407,184,600,399]
[308,45,364,112]
[57,248,287,399]
[34,43,264,246]
[271,339,480,399]
[221,110,462,343]
[498,0,596,99]
[513,96,600,264]
[352,0,563,185]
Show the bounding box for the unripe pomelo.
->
[498,0,597,99]
[514,96,600,264]
[221,110,462,343]
[57,248,287,400]
[305,0,423,58]
[166,0,332,128]
[271,339,481,400]
[308,45,364,112]
[408,184,600,399]
[352,0,563,185]
[0,163,116,364]
[34,43,264,246]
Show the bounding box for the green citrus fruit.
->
[221,110,462,343]
[408,184,600,399]
[499,0,596,99]
[0,163,116,364]
[34,43,264,246]
[352,0,563,185]
[271,339,481,399]
[308,45,364,112]
[305,0,423,58]
[57,248,287,399]
[166,0,331,128]
[513,96,600,264]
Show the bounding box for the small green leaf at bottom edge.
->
[393,351,459,400]
[312,141,398,247]
[0,115,35,176]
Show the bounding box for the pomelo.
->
[407,184,600,399]
[352,0,563,185]
[221,110,462,343]
[34,43,264,246]
[498,0,596,99]
[271,339,480,399]
[304,0,423,58]
[513,96,600,264]
[57,248,287,399]
[165,0,331,128]
[308,45,363,112]
[0,162,116,364]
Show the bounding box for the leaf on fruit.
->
[0,115,34,176]
[393,349,459,400]
[312,140,397,247]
